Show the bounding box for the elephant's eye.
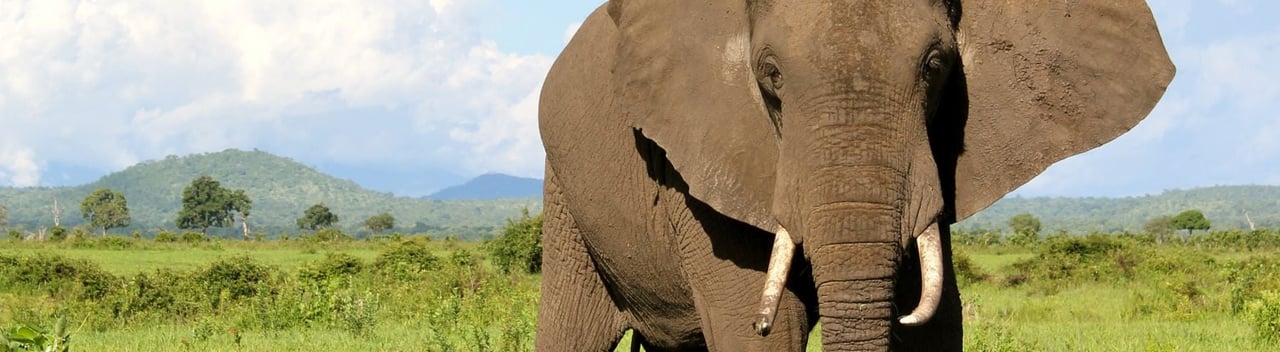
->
[755,51,784,139]
[757,56,784,93]
[921,46,949,83]
[766,65,783,90]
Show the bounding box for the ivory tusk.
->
[753,227,796,336]
[898,223,943,326]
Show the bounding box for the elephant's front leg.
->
[672,195,817,351]
[536,167,632,351]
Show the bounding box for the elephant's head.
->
[608,0,1172,350]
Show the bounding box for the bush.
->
[47,226,67,242]
[952,249,988,286]
[298,253,365,283]
[154,230,178,242]
[193,256,273,302]
[308,228,352,242]
[1225,257,1280,315]
[373,241,440,279]
[181,232,208,243]
[109,269,199,320]
[1246,290,1280,345]
[0,253,117,300]
[97,236,135,250]
[486,208,543,274]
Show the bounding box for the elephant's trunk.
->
[811,241,897,352]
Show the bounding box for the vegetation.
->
[485,208,543,274]
[296,203,339,231]
[1007,213,1041,235]
[1173,209,1212,235]
[1144,215,1175,243]
[955,185,1280,232]
[363,213,395,234]
[1,313,69,352]
[79,188,131,237]
[0,205,7,229]
[0,149,540,239]
[176,176,250,235]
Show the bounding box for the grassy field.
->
[2,235,1278,351]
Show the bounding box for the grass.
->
[4,236,1279,351]
[0,239,477,275]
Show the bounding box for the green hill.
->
[0,149,541,239]
[955,185,1280,233]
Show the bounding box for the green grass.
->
[4,237,1279,351]
[0,239,478,275]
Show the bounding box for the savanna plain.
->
[2,224,1279,351]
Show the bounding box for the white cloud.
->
[0,148,41,187]
[0,0,553,187]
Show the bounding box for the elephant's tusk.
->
[753,227,796,337]
[898,223,943,326]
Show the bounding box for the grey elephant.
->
[537,0,1173,351]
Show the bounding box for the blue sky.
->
[0,0,1276,198]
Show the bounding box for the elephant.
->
[536,0,1173,351]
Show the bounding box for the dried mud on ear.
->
[947,0,1174,221]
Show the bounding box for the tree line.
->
[1,175,400,241]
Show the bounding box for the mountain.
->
[428,173,543,200]
[0,149,540,239]
[955,185,1280,233]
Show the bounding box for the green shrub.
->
[1226,257,1280,314]
[486,208,542,274]
[97,236,135,250]
[193,256,273,302]
[47,226,67,242]
[108,269,199,320]
[0,253,117,300]
[308,228,352,242]
[1246,290,1280,345]
[7,229,19,241]
[155,230,178,242]
[373,241,440,279]
[952,249,988,286]
[298,253,365,283]
[181,232,208,243]
[1,313,70,352]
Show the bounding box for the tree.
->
[486,208,543,274]
[176,176,248,234]
[1144,215,1175,244]
[80,188,131,236]
[364,212,395,234]
[1008,213,1042,235]
[227,189,253,240]
[1172,209,1211,236]
[297,203,339,231]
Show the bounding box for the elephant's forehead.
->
[778,0,942,65]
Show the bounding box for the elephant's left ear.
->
[943,0,1176,220]
[608,0,780,231]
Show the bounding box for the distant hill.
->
[428,173,543,200]
[0,149,540,239]
[955,185,1280,233]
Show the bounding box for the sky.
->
[0,0,1275,198]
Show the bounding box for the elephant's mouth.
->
[751,224,944,336]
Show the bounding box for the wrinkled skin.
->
[537,0,1173,351]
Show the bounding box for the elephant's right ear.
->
[943,0,1175,220]
[608,0,780,231]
